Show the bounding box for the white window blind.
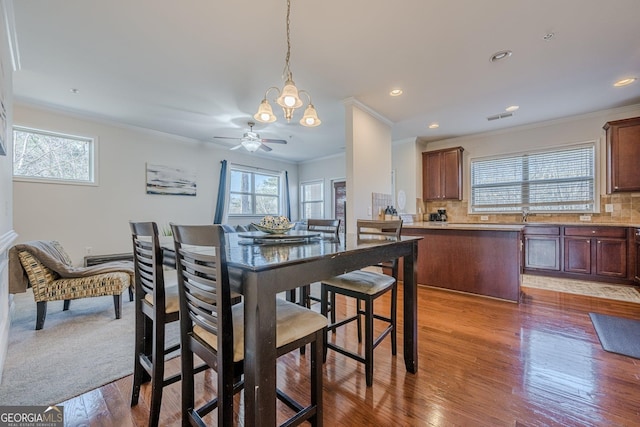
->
[471,144,595,213]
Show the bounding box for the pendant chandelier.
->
[254,0,321,127]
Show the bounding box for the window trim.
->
[468,141,599,214]
[12,126,99,186]
[227,164,282,218]
[300,179,325,220]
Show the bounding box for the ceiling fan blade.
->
[259,143,273,152]
[230,144,243,150]
[261,138,287,144]
[214,136,241,140]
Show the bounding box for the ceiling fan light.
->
[300,103,321,127]
[241,139,262,152]
[254,99,277,123]
[276,77,303,109]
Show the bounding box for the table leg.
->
[243,271,277,426]
[403,240,418,373]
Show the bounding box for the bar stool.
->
[171,223,328,426]
[320,219,402,387]
[129,221,182,427]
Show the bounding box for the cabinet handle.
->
[592,230,596,233]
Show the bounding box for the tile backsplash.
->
[421,193,640,224]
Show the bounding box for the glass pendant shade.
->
[276,77,303,109]
[254,98,277,123]
[300,103,321,127]
[241,139,262,152]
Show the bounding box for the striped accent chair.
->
[16,242,129,330]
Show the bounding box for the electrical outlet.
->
[605,204,614,213]
[367,206,372,216]
[579,215,592,221]
[85,246,92,255]
[480,215,489,221]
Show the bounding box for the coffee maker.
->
[437,209,447,222]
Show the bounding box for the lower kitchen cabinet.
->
[524,224,632,284]
[563,226,628,279]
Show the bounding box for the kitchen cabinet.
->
[422,147,463,201]
[635,229,640,282]
[523,226,561,271]
[605,117,640,193]
[563,226,628,279]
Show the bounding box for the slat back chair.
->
[171,223,327,426]
[320,219,403,387]
[129,221,181,427]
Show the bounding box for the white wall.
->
[298,153,346,219]
[0,2,17,382]
[13,104,299,265]
[344,100,392,231]
[391,137,420,214]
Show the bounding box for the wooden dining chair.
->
[320,219,402,387]
[171,223,328,427]
[129,221,182,427]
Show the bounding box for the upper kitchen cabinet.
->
[422,147,464,201]
[605,117,640,193]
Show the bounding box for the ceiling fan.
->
[213,122,287,152]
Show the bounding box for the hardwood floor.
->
[59,284,640,426]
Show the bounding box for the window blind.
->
[471,144,595,213]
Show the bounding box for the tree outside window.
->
[229,168,280,215]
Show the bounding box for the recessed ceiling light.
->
[613,78,637,87]
[428,123,439,129]
[70,88,79,94]
[390,89,403,96]
[505,105,519,112]
[542,32,555,41]
[490,50,512,62]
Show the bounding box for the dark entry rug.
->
[589,313,640,359]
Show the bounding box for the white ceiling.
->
[10,0,640,163]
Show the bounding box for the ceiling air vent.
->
[487,112,513,121]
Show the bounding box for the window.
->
[470,143,595,213]
[13,127,95,184]
[228,167,281,216]
[300,180,324,219]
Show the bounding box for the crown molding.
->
[342,97,393,127]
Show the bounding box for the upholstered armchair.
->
[9,240,134,330]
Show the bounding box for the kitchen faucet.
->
[522,208,529,223]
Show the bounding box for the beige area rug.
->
[522,274,640,303]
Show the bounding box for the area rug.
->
[589,313,640,359]
[521,274,640,303]
[0,289,178,405]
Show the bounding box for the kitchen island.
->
[403,223,524,302]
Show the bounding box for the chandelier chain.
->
[283,0,292,79]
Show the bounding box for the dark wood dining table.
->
[166,230,421,426]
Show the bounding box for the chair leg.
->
[35,301,47,330]
[181,343,195,427]
[310,329,324,427]
[129,285,134,302]
[148,313,166,427]
[131,300,147,406]
[113,294,122,319]
[364,297,374,387]
[391,283,397,356]
[356,298,362,343]
[63,300,70,311]
[330,291,336,333]
[320,285,329,363]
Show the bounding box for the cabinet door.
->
[596,238,627,278]
[422,152,442,200]
[442,148,463,200]
[606,117,640,193]
[524,236,560,271]
[635,240,640,282]
[564,237,591,274]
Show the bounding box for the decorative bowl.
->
[252,222,296,234]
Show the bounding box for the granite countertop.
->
[404,222,525,231]
[404,221,640,230]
